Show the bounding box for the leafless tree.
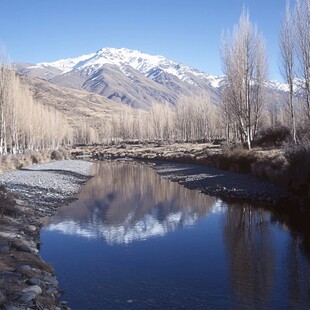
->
[221,9,268,149]
[280,1,297,142]
[295,0,310,120]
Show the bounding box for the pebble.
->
[0,272,21,280]
[16,244,31,253]
[0,241,10,254]
[28,225,36,232]
[43,275,58,286]
[17,292,37,303]
[5,306,23,310]
[16,265,31,273]
[22,285,42,295]
[26,278,40,286]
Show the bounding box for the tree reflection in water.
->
[223,201,310,309]
[286,235,310,308]
[223,203,275,308]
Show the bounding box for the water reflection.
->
[41,161,310,309]
[223,203,275,309]
[45,161,218,244]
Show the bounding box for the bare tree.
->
[221,9,268,149]
[295,0,310,120]
[280,1,297,143]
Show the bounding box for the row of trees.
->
[221,1,310,149]
[95,94,220,144]
[280,0,310,143]
[0,53,72,154]
[2,1,310,150]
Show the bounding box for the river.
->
[40,161,310,309]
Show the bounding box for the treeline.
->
[2,0,310,151]
[84,0,310,147]
[0,64,72,154]
[96,94,220,144]
[220,2,310,149]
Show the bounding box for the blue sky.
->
[0,0,287,80]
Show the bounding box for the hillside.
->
[19,75,134,127]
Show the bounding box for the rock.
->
[0,241,10,254]
[43,275,58,286]
[28,225,36,232]
[16,244,31,253]
[0,271,21,280]
[16,265,31,273]
[0,290,6,306]
[17,291,37,303]
[26,277,41,286]
[46,287,58,295]
[22,285,42,295]
[5,306,23,310]
[0,245,10,254]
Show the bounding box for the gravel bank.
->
[0,160,93,217]
[0,160,93,310]
[152,161,292,204]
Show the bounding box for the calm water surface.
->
[40,161,310,309]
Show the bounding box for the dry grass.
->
[0,148,71,173]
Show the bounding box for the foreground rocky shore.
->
[0,160,93,310]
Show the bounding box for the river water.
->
[40,161,310,309]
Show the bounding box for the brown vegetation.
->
[0,148,69,173]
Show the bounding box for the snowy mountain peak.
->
[31,47,224,88]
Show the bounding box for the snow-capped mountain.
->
[32,47,224,87]
[16,47,286,109]
[16,48,224,108]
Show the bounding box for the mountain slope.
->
[19,75,133,126]
[16,48,223,108]
[16,47,287,109]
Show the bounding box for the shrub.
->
[217,146,256,173]
[297,122,310,141]
[50,150,63,160]
[58,147,69,159]
[255,125,291,147]
[0,155,15,171]
[0,185,17,217]
[30,151,43,164]
[284,140,310,196]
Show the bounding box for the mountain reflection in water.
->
[41,161,310,309]
[45,161,218,244]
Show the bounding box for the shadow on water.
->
[41,161,310,309]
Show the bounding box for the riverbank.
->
[151,161,290,204]
[71,143,299,205]
[0,160,93,310]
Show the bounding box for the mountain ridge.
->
[15,47,287,109]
